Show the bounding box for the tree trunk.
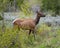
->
[14,0,16,12]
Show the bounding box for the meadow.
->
[0,24,60,48]
[0,0,60,48]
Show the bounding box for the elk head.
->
[36,11,45,17]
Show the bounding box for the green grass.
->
[0,24,60,48]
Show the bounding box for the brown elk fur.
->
[13,11,45,38]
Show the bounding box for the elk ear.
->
[36,11,40,14]
[36,11,38,13]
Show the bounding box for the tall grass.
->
[0,24,60,48]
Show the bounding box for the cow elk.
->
[13,11,45,39]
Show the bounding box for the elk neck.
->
[34,14,41,25]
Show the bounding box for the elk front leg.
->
[28,29,31,38]
[29,29,31,35]
[32,29,36,39]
